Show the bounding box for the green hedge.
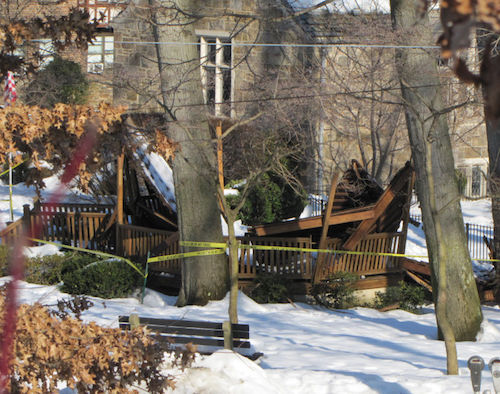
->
[60,258,142,299]
[0,248,141,299]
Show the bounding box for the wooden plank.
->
[313,173,339,284]
[252,206,376,236]
[136,326,250,339]
[154,336,251,348]
[343,164,412,250]
[118,317,249,334]
[352,273,403,290]
[405,270,433,292]
[117,151,124,225]
[135,201,177,229]
[400,257,431,276]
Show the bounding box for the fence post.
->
[22,204,31,232]
[223,321,233,350]
[116,224,123,256]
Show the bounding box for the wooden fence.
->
[0,202,115,250]
[237,236,314,280]
[116,224,179,268]
[1,206,404,283]
[0,219,23,245]
[122,226,404,281]
[320,232,403,277]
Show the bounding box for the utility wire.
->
[157,80,471,112]
[112,40,443,50]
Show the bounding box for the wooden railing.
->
[0,218,23,245]
[237,236,314,280]
[116,223,178,268]
[319,232,403,277]
[1,202,115,251]
[34,201,114,215]
[2,210,404,283]
[121,226,403,281]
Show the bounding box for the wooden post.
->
[216,120,224,190]
[397,168,415,257]
[117,151,125,225]
[116,151,125,256]
[129,313,140,329]
[313,173,339,284]
[223,320,233,350]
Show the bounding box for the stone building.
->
[301,8,488,196]
[4,0,489,197]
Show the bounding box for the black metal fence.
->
[309,195,494,262]
[410,214,494,262]
[308,195,327,217]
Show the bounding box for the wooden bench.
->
[118,315,260,358]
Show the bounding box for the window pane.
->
[223,43,231,66]
[104,54,113,64]
[208,39,216,64]
[88,43,102,54]
[87,54,102,63]
[223,69,231,102]
[471,166,482,197]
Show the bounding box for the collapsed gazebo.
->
[0,153,416,295]
[234,160,416,292]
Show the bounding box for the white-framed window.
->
[38,39,54,68]
[457,159,489,198]
[198,34,232,117]
[87,35,114,74]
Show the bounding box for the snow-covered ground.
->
[2,178,500,393]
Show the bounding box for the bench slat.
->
[154,335,251,348]
[118,316,252,350]
[118,316,249,332]
[119,323,250,339]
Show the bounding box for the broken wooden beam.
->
[252,205,376,236]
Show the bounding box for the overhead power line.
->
[113,40,443,50]
[158,80,472,113]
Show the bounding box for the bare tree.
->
[390,0,483,374]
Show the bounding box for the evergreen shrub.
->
[374,281,428,313]
[60,258,141,299]
[23,252,96,286]
[249,273,292,303]
[228,172,307,226]
[311,272,358,309]
[24,56,89,107]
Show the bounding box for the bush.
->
[311,272,358,309]
[0,291,187,392]
[374,281,428,313]
[0,245,11,276]
[228,172,307,226]
[24,254,67,285]
[248,273,292,303]
[61,258,142,299]
[23,252,97,286]
[23,56,89,107]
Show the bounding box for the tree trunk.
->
[151,0,228,305]
[478,33,500,292]
[390,0,482,351]
[487,118,500,261]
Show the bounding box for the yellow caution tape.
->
[0,158,29,177]
[29,238,147,278]
[180,240,500,262]
[180,240,431,259]
[179,241,226,249]
[147,248,225,263]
